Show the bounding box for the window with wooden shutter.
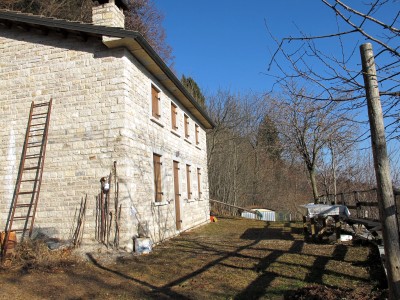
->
[153,154,162,202]
[197,168,202,199]
[151,85,160,119]
[195,124,200,145]
[184,114,189,138]
[171,103,178,130]
[186,164,191,199]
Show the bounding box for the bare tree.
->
[125,0,172,64]
[0,0,93,22]
[267,0,399,141]
[268,84,354,202]
[207,90,313,215]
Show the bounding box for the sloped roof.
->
[0,10,214,129]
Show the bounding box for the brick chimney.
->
[92,0,128,29]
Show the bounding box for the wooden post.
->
[310,217,316,239]
[355,191,361,218]
[360,42,400,300]
[335,216,341,241]
[302,216,309,237]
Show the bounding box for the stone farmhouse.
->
[0,0,214,251]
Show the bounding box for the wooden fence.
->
[317,188,400,224]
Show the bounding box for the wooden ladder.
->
[1,100,52,256]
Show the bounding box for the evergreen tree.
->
[257,115,281,160]
[181,75,206,108]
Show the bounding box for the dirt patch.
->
[285,284,386,300]
[0,217,386,299]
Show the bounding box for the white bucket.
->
[340,234,353,242]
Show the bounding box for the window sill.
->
[171,130,181,138]
[185,199,195,203]
[153,201,169,206]
[184,138,191,144]
[150,117,165,128]
[195,145,201,150]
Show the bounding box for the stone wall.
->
[119,50,210,247]
[0,25,210,251]
[92,2,125,29]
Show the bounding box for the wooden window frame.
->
[195,124,200,145]
[153,153,163,202]
[186,164,192,199]
[151,85,161,119]
[184,114,190,138]
[171,102,178,130]
[197,168,202,199]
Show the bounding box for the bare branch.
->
[336,0,400,34]
[321,0,400,57]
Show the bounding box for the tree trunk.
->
[308,167,319,203]
[330,142,337,204]
[360,42,400,300]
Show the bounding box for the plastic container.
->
[0,231,17,252]
[134,237,152,254]
[340,234,353,242]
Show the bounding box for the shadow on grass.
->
[240,227,295,241]
[86,220,379,300]
[282,240,388,300]
[353,241,387,289]
[234,240,304,300]
[303,244,347,284]
[86,253,191,299]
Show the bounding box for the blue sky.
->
[152,0,400,171]
[152,0,389,94]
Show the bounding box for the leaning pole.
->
[360,42,400,300]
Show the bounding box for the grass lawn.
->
[0,216,385,299]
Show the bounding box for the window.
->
[195,124,200,145]
[184,114,189,138]
[171,102,178,130]
[151,85,160,119]
[153,154,162,202]
[186,164,191,199]
[197,168,202,199]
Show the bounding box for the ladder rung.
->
[30,128,45,132]
[27,145,42,148]
[23,167,40,170]
[15,204,32,208]
[13,229,29,232]
[30,123,46,127]
[33,102,50,107]
[17,191,36,195]
[20,179,37,182]
[29,134,44,138]
[13,216,33,220]
[28,141,42,145]
[32,113,48,116]
[25,155,41,159]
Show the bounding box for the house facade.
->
[0,0,213,251]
